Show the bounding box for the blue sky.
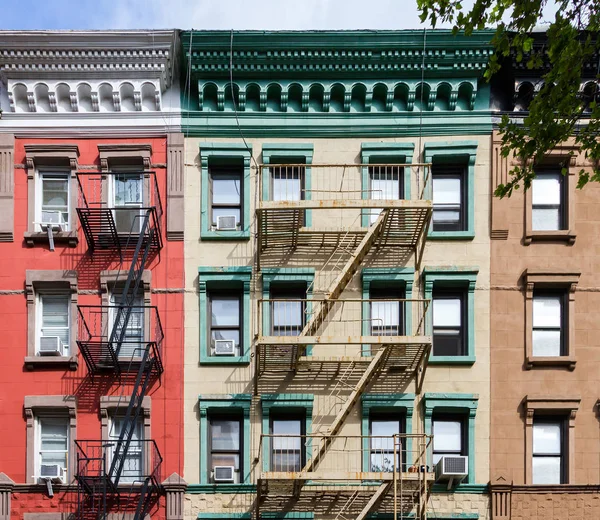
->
[1,0,559,31]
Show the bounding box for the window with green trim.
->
[198,267,251,364]
[200,144,252,240]
[423,268,478,365]
[424,141,477,240]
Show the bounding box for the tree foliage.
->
[417,0,600,197]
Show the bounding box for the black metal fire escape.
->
[74,172,164,520]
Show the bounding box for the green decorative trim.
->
[422,393,479,484]
[199,143,252,240]
[261,394,314,472]
[369,514,479,520]
[431,483,489,494]
[361,393,415,471]
[198,514,252,520]
[262,514,314,519]
[424,141,477,240]
[181,111,492,138]
[261,143,314,227]
[361,142,415,227]
[189,483,256,494]
[198,266,252,365]
[361,268,415,355]
[422,267,478,364]
[198,394,252,486]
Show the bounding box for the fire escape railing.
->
[74,171,164,520]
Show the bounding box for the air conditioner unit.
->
[213,465,235,483]
[216,215,237,231]
[39,336,64,356]
[435,456,468,488]
[39,464,65,483]
[39,210,65,231]
[214,339,236,356]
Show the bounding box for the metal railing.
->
[259,434,432,477]
[258,163,431,204]
[75,439,162,487]
[257,298,430,341]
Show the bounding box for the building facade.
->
[181,30,493,520]
[0,31,185,520]
[488,37,600,520]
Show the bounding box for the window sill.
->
[428,230,475,241]
[187,483,256,494]
[431,483,487,494]
[524,230,576,245]
[199,354,250,365]
[526,355,576,371]
[201,230,250,241]
[24,355,78,371]
[428,355,476,366]
[24,231,78,248]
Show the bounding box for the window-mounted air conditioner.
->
[213,465,235,482]
[216,215,237,231]
[39,336,64,356]
[434,456,468,488]
[214,339,236,356]
[39,464,65,483]
[39,210,65,232]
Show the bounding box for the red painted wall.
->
[0,137,183,517]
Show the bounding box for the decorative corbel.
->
[8,91,15,112]
[469,89,477,110]
[91,92,99,112]
[216,89,224,111]
[48,92,57,112]
[426,89,436,111]
[406,91,415,111]
[198,90,204,111]
[364,90,373,112]
[301,91,309,111]
[27,91,36,112]
[259,91,267,111]
[385,91,394,111]
[449,90,459,111]
[70,92,78,112]
[238,90,246,111]
[344,91,352,112]
[322,91,331,112]
[100,158,109,172]
[142,156,151,170]
[112,91,121,111]
[280,91,288,112]
[134,91,142,111]
[155,91,161,110]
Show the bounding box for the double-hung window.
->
[432,165,466,232]
[532,419,565,484]
[40,172,70,231]
[369,414,404,472]
[38,294,70,356]
[532,291,566,357]
[370,288,404,336]
[209,416,242,483]
[369,165,403,224]
[109,415,143,483]
[37,417,69,480]
[432,415,467,479]
[112,172,143,234]
[271,285,306,337]
[209,291,242,357]
[210,166,243,231]
[432,289,466,356]
[110,290,145,359]
[271,164,304,203]
[270,413,304,472]
[532,170,565,231]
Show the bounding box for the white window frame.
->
[532,419,565,484]
[108,170,145,234]
[35,415,69,481]
[108,289,145,359]
[36,169,71,232]
[531,171,564,232]
[108,414,144,483]
[37,292,71,356]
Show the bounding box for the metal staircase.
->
[75,171,164,520]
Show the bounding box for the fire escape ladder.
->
[302,347,389,473]
[108,344,155,487]
[356,482,393,520]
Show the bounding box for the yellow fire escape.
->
[254,162,434,519]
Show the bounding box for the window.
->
[271,285,306,336]
[209,291,242,357]
[369,413,404,472]
[112,172,143,233]
[39,172,70,230]
[532,171,565,231]
[271,165,304,203]
[432,165,465,232]
[532,291,566,357]
[110,290,145,359]
[270,413,305,472]
[432,415,467,467]
[369,165,403,224]
[532,419,565,484]
[370,287,404,336]
[108,415,143,483]
[210,167,242,231]
[432,289,466,356]
[209,416,242,483]
[38,294,70,355]
[37,417,69,480]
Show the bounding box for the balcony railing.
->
[77,305,164,375]
[257,163,432,253]
[75,439,163,491]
